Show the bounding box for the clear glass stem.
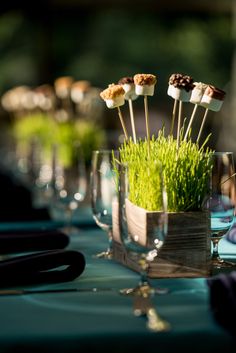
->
[210,233,235,269]
[211,238,220,261]
[139,268,149,287]
[107,229,113,253]
[65,207,73,235]
[138,259,152,292]
[93,228,113,259]
[120,258,168,296]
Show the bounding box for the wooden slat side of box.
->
[157,211,211,271]
[112,200,211,278]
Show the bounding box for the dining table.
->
[0,205,235,353]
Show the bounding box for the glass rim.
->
[92,149,119,154]
[213,151,234,155]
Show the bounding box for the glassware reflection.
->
[90,149,118,259]
[49,142,87,234]
[202,151,236,269]
[118,161,168,296]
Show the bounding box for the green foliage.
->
[12,113,106,167]
[73,120,106,165]
[127,160,163,211]
[119,131,214,212]
[12,113,56,162]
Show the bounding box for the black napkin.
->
[226,223,236,244]
[0,171,51,222]
[0,249,86,287]
[207,271,236,335]
[0,228,70,254]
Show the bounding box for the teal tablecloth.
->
[0,208,235,352]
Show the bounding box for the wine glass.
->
[118,160,168,296]
[202,151,236,269]
[90,149,119,259]
[49,142,87,234]
[30,139,55,209]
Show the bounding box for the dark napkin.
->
[226,223,236,244]
[207,271,236,335]
[0,228,70,254]
[0,249,86,287]
[0,171,52,222]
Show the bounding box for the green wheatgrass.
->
[13,112,106,167]
[118,130,213,212]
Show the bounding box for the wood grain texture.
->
[112,200,211,278]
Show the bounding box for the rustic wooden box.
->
[112,200,211,278]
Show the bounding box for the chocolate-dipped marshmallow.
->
[167,73,194,102]
[200,85,226,112]
[118,77,138,101]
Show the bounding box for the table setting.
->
[0,71,236,352]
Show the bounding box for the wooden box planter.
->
[112,200,211,278]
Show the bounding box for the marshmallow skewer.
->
[196,108,209,144]
[170,99,178,136]
[167,73,194,147]
[200,85,225,112]
[184,82,208,141]
[118,77,138,143]
[128,99,137,143]
[144,95,150,145]
[133,74,157,155]
[196,85,226,144]
[176,100,183,149]
[100,84,129,141]
[54,76,74,119]
[117,106,129,141]
[183,104,198,141]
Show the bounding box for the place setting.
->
[0,69,236,338]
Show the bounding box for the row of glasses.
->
[23,140,88,235]
[49,142,87,234]
[30,146,236,273]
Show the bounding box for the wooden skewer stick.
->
[128,99,137,143]
[184,104,198,141]
[170,99,178,136]
[176,100,183,149]
[144,95,150,156]
[117,106,129,141]
[196,108,209,144]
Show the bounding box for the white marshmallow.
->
[105,96,125,109]
[190,82,208,104]
[135,84,155,96]
[122,83,138,101]
[200,95,223,112]
[71,88,84,103]
[167,85,191,102]
[190,88,204,104]
[167,84,174,97]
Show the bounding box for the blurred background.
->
[0,0,235,220]
[0,0,235,144]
